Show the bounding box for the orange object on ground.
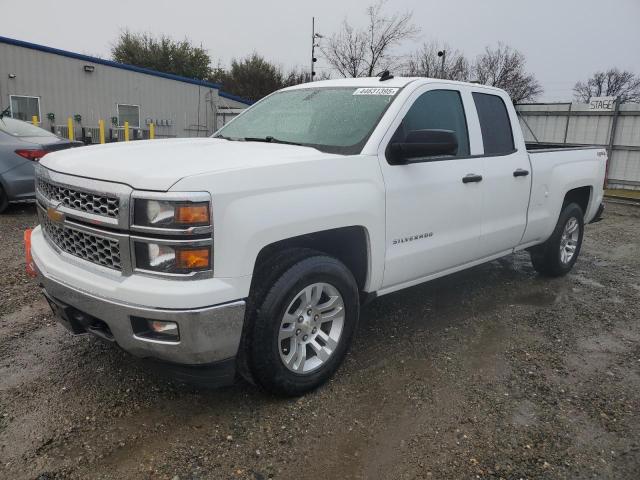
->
[24,228,37,278]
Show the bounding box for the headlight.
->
[134,241,212,275]
[131,193,213,277]
[133,198,211,229]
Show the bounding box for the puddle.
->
[514,291,558,306]
[511,399,538,427]
[578,333,627,353]
[570,274,604,289]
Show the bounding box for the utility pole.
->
[437,50,446,79]
[311,17,323,82]
[311,17,315,81]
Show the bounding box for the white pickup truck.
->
[28,77,605,396]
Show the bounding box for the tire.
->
[247,252,359,396]
[0,185,8,214]
[530,202,584,277]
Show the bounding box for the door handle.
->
[462,174,483,184]
[513,168,530,177]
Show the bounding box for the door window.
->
[10,95,41,122]
[390,89,470,158]
[472,92,515,155]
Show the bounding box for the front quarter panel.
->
[171,154,387,293]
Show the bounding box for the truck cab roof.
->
[283,76,507,95]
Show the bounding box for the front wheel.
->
[248,254,359,396]
[530,202,584,277]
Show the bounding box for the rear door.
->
[472,91,532,257]
[378,85,485,290]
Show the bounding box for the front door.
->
[378,87,484,290]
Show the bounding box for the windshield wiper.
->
[242,136,304,147]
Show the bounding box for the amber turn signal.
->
[176,248,210,269]
[175,204,209,224]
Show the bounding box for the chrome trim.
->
[130,191,213,236]
[133,333,181,346]
[36,164,132,230]
[36,267,246,365]
[35,166,215,281]
[130,234,214,279]
[37,203,133,276]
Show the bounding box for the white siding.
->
[0,41,248,138]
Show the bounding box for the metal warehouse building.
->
[0,36,251,142]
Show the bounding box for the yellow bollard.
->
[67,117,74,141]
[149,122,155,140]
[32,115,38,126]
[98,119,105,144]
[124,121,130,142]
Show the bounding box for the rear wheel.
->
[530,202,584,277]
[0,185,8,214]
[248,253,359,396]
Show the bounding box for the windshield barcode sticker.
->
[353,87,399,96]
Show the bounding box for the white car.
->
[28,77,606,396]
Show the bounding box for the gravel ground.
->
[1,202,639,480]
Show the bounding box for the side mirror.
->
[387,129,458,164]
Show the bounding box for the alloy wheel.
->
[278,282,345,374]
[560,216,580,264]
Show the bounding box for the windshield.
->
[0,117,58,138]
[214,87,400,154]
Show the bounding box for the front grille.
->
[37,178,119,218]
[40,214,122,271]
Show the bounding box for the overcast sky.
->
[3,0,639,101]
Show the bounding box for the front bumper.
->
[35,263,246,367]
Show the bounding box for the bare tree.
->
[472,43,542,103]
[321,1,419,77]
[573,68,640,104]
[406,42,469,81]
[322,21,368,77]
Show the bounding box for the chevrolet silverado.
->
[27,77,606,396]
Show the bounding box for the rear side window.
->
[472,92,515,155]
[0,117,57,138]
[392,89,470,157]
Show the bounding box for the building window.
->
[10,95,41,122]
[117,104,140,127]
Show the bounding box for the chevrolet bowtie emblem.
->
[47,205,65,223]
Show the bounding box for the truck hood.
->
[40,138,335,191]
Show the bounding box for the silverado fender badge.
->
[393,232,433,245]
[47,205,65,223]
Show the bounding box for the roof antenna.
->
[378,70,394,82]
